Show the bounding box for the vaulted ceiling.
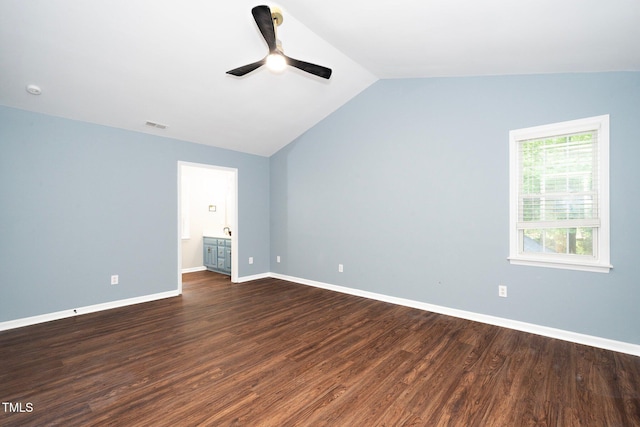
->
[1,0,639,156]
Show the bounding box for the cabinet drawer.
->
[204,237,217,245]
[217,239,227,246]
[225,239,232,247]
[217,246,225,257]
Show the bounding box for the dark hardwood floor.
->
[1,271,639,426]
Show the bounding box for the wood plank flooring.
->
[1,271,639,426]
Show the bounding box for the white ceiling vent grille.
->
[145,121,167,129]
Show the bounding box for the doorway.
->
[177,161,238,293]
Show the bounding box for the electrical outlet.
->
[111,275,119,285]
[338,264,344,273]
[276,256,281,263]
[498,285,507,298]
[249,257,254,265]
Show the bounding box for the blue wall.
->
[0,106,270,322]
[2,72,639,346]
[270,72,640,345]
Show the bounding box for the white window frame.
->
[508,115,611,273]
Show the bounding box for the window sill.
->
[508,256,612,273]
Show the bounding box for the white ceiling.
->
[1,0,639,157]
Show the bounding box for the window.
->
[509,115,611,273]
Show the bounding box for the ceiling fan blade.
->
[285,56,332,79]
[226,58,266,76]
[252,5,277,52]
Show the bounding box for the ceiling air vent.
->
[145,121,167,129]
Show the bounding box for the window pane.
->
[522,227,594,255]
[519,131,596,223]
[523,229,544,253]
[544,228,567,253]
[575,227,594,256]
[522,198,541,221]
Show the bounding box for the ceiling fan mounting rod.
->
[271,6,283,27]
[272,6,283,51]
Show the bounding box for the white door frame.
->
[177,161,239,293]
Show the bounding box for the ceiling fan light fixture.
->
[266,53,287,73]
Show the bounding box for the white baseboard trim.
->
[0,290,180,332]
[269,273,640,357]
[235,272,272,283]
[181,266,207,274]
[4,272,637,357]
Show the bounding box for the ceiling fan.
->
[226,5,332,79]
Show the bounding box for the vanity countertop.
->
[203,232,231,239]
